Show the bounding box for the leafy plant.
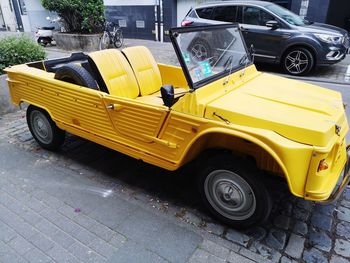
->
[0,35,46,74]
[41,0,105,34]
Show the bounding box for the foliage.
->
[0,35,46,74]
[41,0,105,34]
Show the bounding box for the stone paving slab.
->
[1,107,350,262]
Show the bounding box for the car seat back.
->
[88,49,139,99]
[122,46,162,96]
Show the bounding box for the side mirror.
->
[161,85,175,107]
[266,20,279,29]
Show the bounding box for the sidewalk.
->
[1,108,350,263]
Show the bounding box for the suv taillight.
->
[181,20,193,27]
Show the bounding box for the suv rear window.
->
[212,6,238,22]
[196,7,214,19]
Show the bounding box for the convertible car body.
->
[5,24,350,227]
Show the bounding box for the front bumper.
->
[319,145,350,204]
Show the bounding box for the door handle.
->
[106,104,123,111]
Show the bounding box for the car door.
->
[238,5,288,62]
[103,95,170,145]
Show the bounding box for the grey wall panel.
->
[105,5,155,40]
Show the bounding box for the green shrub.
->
[41,0,105,34]
[0,35,46,74]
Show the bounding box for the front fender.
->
[180,126,313,198]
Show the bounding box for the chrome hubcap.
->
[191,43,208,61]
[204,170,256,221]
[31,110,53,144]
[285,50,309,74]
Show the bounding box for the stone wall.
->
[0,74,19,115]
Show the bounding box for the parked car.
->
[5,24,350,228]
[182,1,350,76]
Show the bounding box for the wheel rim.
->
[191,43,209,61]
[285,50,309,74]
[30,110,53,144]
[204,170,256,221]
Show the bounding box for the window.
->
[242,6,275,26]
[188,10,198,18]
[196,7,214,20]
[212,6,238,22]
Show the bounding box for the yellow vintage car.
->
[5,24,350,227]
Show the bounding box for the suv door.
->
[238,5,288,62]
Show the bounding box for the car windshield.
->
[265,4,308,26]
[172,26,250,88]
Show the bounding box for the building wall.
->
[25,0,57,31]
[104,0,176,41]
[326,0,350,30]
[0,0,17,31]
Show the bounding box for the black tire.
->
[54,64,98,90]
[282,47,314,76]
[26,105,65,151]
[37,37,48,47]
[113,30,123,48]
[188,38,212,62]
[197,154,272,228]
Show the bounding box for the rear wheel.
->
[27,105,65,150]
[197,154,272,228]
[113,29,123,48]
[282,47,314,76]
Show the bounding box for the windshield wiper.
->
[238,54,249,65]
[238,53,251,78]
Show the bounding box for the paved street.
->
[1,76,350,262]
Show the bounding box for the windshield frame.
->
[169,23,252,90]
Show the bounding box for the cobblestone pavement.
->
[1,106,350,262]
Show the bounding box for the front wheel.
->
[27,106,65,151]
[197,154,272,228]
[282,47,314,76]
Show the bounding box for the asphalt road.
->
[305,80,350,142]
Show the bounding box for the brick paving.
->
[1,106,350,262]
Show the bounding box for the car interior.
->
[25,47,188,107]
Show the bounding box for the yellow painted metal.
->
[4,50,348,202]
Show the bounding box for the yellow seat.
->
[122,46,162,96]
[88,49,139,99]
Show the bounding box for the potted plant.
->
[41,0,105,51]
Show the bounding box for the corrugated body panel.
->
[106,102,168,142]
[9,75,117,140]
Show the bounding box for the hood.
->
[205,73,347,146]
[298,22,348,36]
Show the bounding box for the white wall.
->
[0,0,17,31]
[104,0,155,6]
[25,0,56,31]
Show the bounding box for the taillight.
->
[181,20,193,27]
